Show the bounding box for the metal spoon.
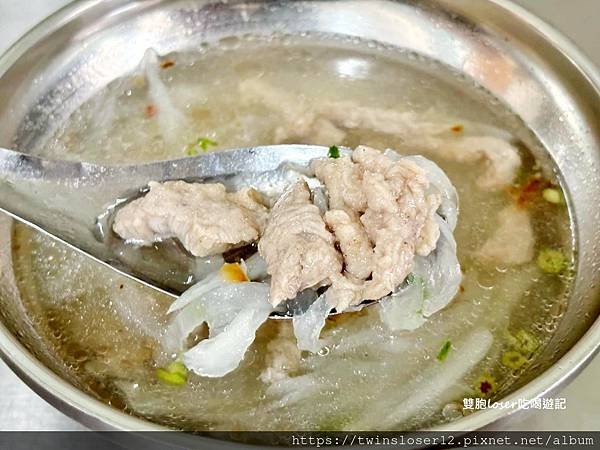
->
[0,144,357,317]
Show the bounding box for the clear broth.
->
[12,36,573,431]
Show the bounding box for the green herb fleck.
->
[156,361,188,386]
[328,145,340,159]
[185,136,218,156]
[197,137,218,151]
[317,413,352,431]
[185,145,199,156]
[537,248,567,274]
[542,188,565,205]
[422,285,431,301]
[406,273,416,285]
[437,340,452,362]
[166,361,188,378]
[507,329,539,357]
[501,350,528,370]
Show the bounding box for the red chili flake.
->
[144,104,157,118]
[479,381,493,394]
[509,176,551,208]
[450,124,464,133]
[475,373,497,396]
[160,59,175,69]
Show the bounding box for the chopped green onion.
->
[537,248,567,274]
[542,188,565,205]
[156,368,186,386]
[437,340,452,362]
[509,329,539,356]
[317,414,351,431]
[328,145,340,159]
[406,273,416,284]
[501,350,528,370]
[186,145,199,156]
[422,285,431,301]
[166,361,188,378]
[197,137,218,151]
[185,137,218,156]
[156,361,188,386]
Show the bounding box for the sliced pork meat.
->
[260,324,302,384]
[405,135,521,191]
[324,209,373,280]
[243,146,442,312]
[258,180,343,306]
[239,78,346,145]
[239,79,521,190]
[312,156,366,212]
[113,181,267,257]
[318,101,441,137]
[476,204,535,265]
[315,147,442,310]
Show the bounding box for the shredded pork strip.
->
[113,181,267,257]
[259,146,441,312]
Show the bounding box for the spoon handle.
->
[0,145,332,297]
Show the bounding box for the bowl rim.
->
[432,0,600,431]
[0,0,599,434]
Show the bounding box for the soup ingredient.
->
[160,59,175,69]
[378,218,461,332]
[542,187,565,205]
[437,340,452,362]
[312,153,366,212]
[166,279,272,377]
[378,276,428,331]
[345,328,493,430]
[536,248,567,274]
[197,137,218,151]
[291,147,460,349]
[238,78,346,145]
[398,154,459,230]
[500,329,540,372]
[113,181,267,257]
[314,146,442,311]
[475,373,497,396]
[160,146,460,360]
[501,350,528,370]
[140,49,189,147]
[328,145,340,159]
[144,104,157,118]
[407,135,521,191]
[260,325,302,384]
[258,180,342,306]
[476,205,534,265]
[324,209,373,280]
[507,329,539,357]
[15,40,574,432]
[413,216,461,317]
[156,361,188,386]
[186,136,218,156]
[165,262,249,315]
[292,294,332,352]
[240,79,522,191]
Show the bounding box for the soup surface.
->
[11,36,573,430]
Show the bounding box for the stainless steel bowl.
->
[0,0,599,433]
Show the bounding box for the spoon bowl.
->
[0,144,357,317]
